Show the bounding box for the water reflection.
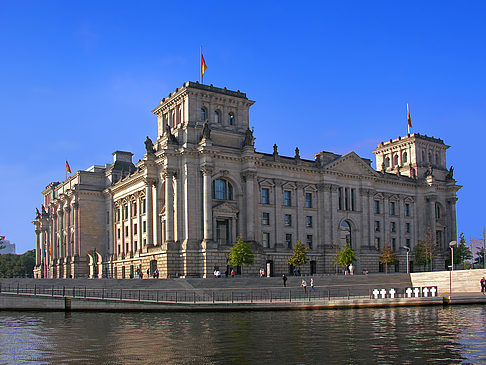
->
[0,306,485,364]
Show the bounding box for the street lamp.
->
[401,246,410,274]
[449,241,457,271]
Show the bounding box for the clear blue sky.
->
[1,1,485,254]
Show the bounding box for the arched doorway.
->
[339,220,353,247]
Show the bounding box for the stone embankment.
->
[0,269,484,312]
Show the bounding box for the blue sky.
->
[1,1,485,253]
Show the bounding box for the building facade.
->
[33,81,461,278]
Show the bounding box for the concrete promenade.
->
[0,269,485,312]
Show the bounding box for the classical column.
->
[449,198,458,242]
[243,171,256,241]
[359,188,369,249]
[201,166,213,242]
[274,179,283,249]
[399,198,405,249]
[128,197,133,254]
[316,184,325,250]
[165,169,175,243]
[145,180,154,246]
[368,192,374,249]
[137,196,143,252]
[383,195,389,247]
[72,202,79,257]
[65,206,71,258]
[35,228,41,266]
[296,183,305,242]
[153,181,160,246]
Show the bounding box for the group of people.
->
[280,274,315,293]
[213,269,236,278]
[133,267,159,279]
[259,268,266,277]
[344,263,355,276]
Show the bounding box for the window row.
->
[115,199,147,222]
[201,108,235,126]
[338,187,356,211]
[261,188,313,208]
[374,221,411,233]
[262,212,313,228]
[117,238,147,255]
[265,233,314,249]
[384,151,408,168]
[374,201,411,216]
[374,237,410,251]
[117,221,147,239]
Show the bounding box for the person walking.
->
[282,274,287,287]
[301,279,307,294]
[310,277,314,291]
[481,277,485,294]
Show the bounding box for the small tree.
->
[228,237,254,274]
[333,244,358,273]
[379,245,397,274]
[287,240,309,271]
[414,227,436,271]
[454,233,472,269]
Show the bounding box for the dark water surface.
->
[1,305,486,364]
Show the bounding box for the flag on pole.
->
[201,50,207,83]
[407,104,412,134]
[66,161,72,174]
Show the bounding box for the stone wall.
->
[410,268,486,294]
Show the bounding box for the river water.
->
[1,305,485,364]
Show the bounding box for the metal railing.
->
[0,283,417,304]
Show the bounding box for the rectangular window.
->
[375,221,380,232]
[142,199,146,214]
[305,193,312,208]
[134,241,138,251]
[133,223,137,235]
[306,216,313,228]
[143,221,146,233]
[286,234,292,249]
[375,237,381,250]
[390,202,396,216]
[405,203,410,217]
[374,200,380,214]
[391,221,396,233]
[406,238,410,248]
[392,238,396,251]
[124,205,128,219]
[143,238,146,246]
[284,191,292,206]
[262,232,270,248]
[338,188,343,210]
[261,188,270,204]
[306,235,313,249]
[351,189,356,211]
[125,226,129,237]
[345,188,349,210]
[216,220,230,245]
[284,214,292,226]
[406,222,411,233]
[262,212,270,225]
[117,228,120,239]
[118,245,120,254]
[132,202,137,216]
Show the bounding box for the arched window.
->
[339,220,353,247]
[228,112,234,125]
[385,157,390,168]
[402,152,408,163]
[201,107,207,121]
[214,110,221,123]
[393,154,399,166]
[212,179,233,200]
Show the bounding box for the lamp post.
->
[449,241,457,271]
[401,246,410,274]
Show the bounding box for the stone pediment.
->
[324,152,378,177]
[213,201,239,215]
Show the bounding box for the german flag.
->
[66,161,72,174]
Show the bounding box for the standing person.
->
[146,269,149,278]
[481,277,485,294]
[310,277,314,291]
[282,274,287,287]
[301,279,307,293]
[349,263,354,276]
[231,269,235,278]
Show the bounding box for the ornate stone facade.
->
[33,81,461,278]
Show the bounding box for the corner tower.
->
[372,133,449,179]
[151,82,255,149]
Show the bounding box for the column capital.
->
[163,168,178,179]
[241,170,257,181]
[200,165,214,176]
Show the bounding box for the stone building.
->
[33,81,461,278]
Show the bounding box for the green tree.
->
[0,250,35,277]
[379,245,397,274]
[228,237,254,274]
[333,243,358,273]
[287,240,309,269]
[413,227,436,271]
[452,233,472,269]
